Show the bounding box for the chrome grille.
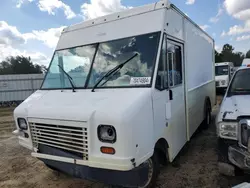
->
[239,119,250,149]
[30,122,88,160]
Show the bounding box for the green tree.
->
[217,44,245,66]
[246,50,250,58]
[0,56,45,75]
[215,50,222,63]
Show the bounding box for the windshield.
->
[42,32,160,90]
[228,69,250,95]
[215,65,229,76]
[42,45,97,89]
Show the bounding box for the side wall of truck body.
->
[166,6,215,140]
[183,9,215,139]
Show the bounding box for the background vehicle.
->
[216,60,250,176]
[215,62,234,93]
[13,0,215,187]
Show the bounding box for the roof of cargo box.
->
[63,0,170,33]
[61,0,213,41]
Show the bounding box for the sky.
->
[0,0,249,66]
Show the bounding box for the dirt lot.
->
[1,99,250,188]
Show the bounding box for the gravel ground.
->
[0,100,250,188]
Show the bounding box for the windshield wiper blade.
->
[92,53,138,92]
[58,65,76,92]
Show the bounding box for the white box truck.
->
[13,0,215,187]
[215,62,234,92]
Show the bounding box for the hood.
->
[15,88,152,122]
[219,95,250,120]
[215,75,228,81]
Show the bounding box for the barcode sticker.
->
[130,77,151,85]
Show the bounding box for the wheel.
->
[202,102,211,129]
[139,152,160,188]
[217,138,244,176]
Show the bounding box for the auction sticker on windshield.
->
[130,77,151,85]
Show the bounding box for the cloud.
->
[27,26,65,48]
[224,0,250,21]
[199,25,210,31]
[0,20,64,49]
[0,21,27,46]
[186,0,195,5]
[16,0,34,8]
[223,0,250,37]
[81,0,129,20]
[0,44,49,65]
[38,0,76,19]
[16,0,76,19]
[209,6,223,23]
[215,45,222,52]
[221,21,250,36]
[221,30,226,37]
[0,21,60,65]
[236,34,250,41]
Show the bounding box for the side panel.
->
[184,17,215,139]
[185,20,214,90]
[165,9,184,41]
[187,81,215,138]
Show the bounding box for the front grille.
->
[30,122,88,160]
[240,123,248,147]
[239,119,250,149]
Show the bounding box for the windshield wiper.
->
[58,65,76,92]
[92,53,139,92]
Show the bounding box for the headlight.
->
[219,122,238,140]
[17,118,28,130]
[221,80,226,85]
[97,125,116,143]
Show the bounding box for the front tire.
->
[140,152,160,188]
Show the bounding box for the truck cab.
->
[216,59,250,175]
[13,1,215,187]
[215,62,234,93]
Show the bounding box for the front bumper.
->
[228,146,250,170]
[33,145,149,187]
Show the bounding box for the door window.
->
[156,35,168,90]
[167,43,183,87]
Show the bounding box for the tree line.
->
[216,44,250,67]
[0,44,250,75]
[0,56,47,75]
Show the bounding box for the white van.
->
[13,0,215,187]
[216,59,250,175]
[215,62,234,92]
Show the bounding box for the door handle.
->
[169,90,173,100]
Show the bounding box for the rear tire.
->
[140,152,160,188]
[202,102,211,129]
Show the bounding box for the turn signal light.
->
[100,147,115,155]
[247,64,250,67]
